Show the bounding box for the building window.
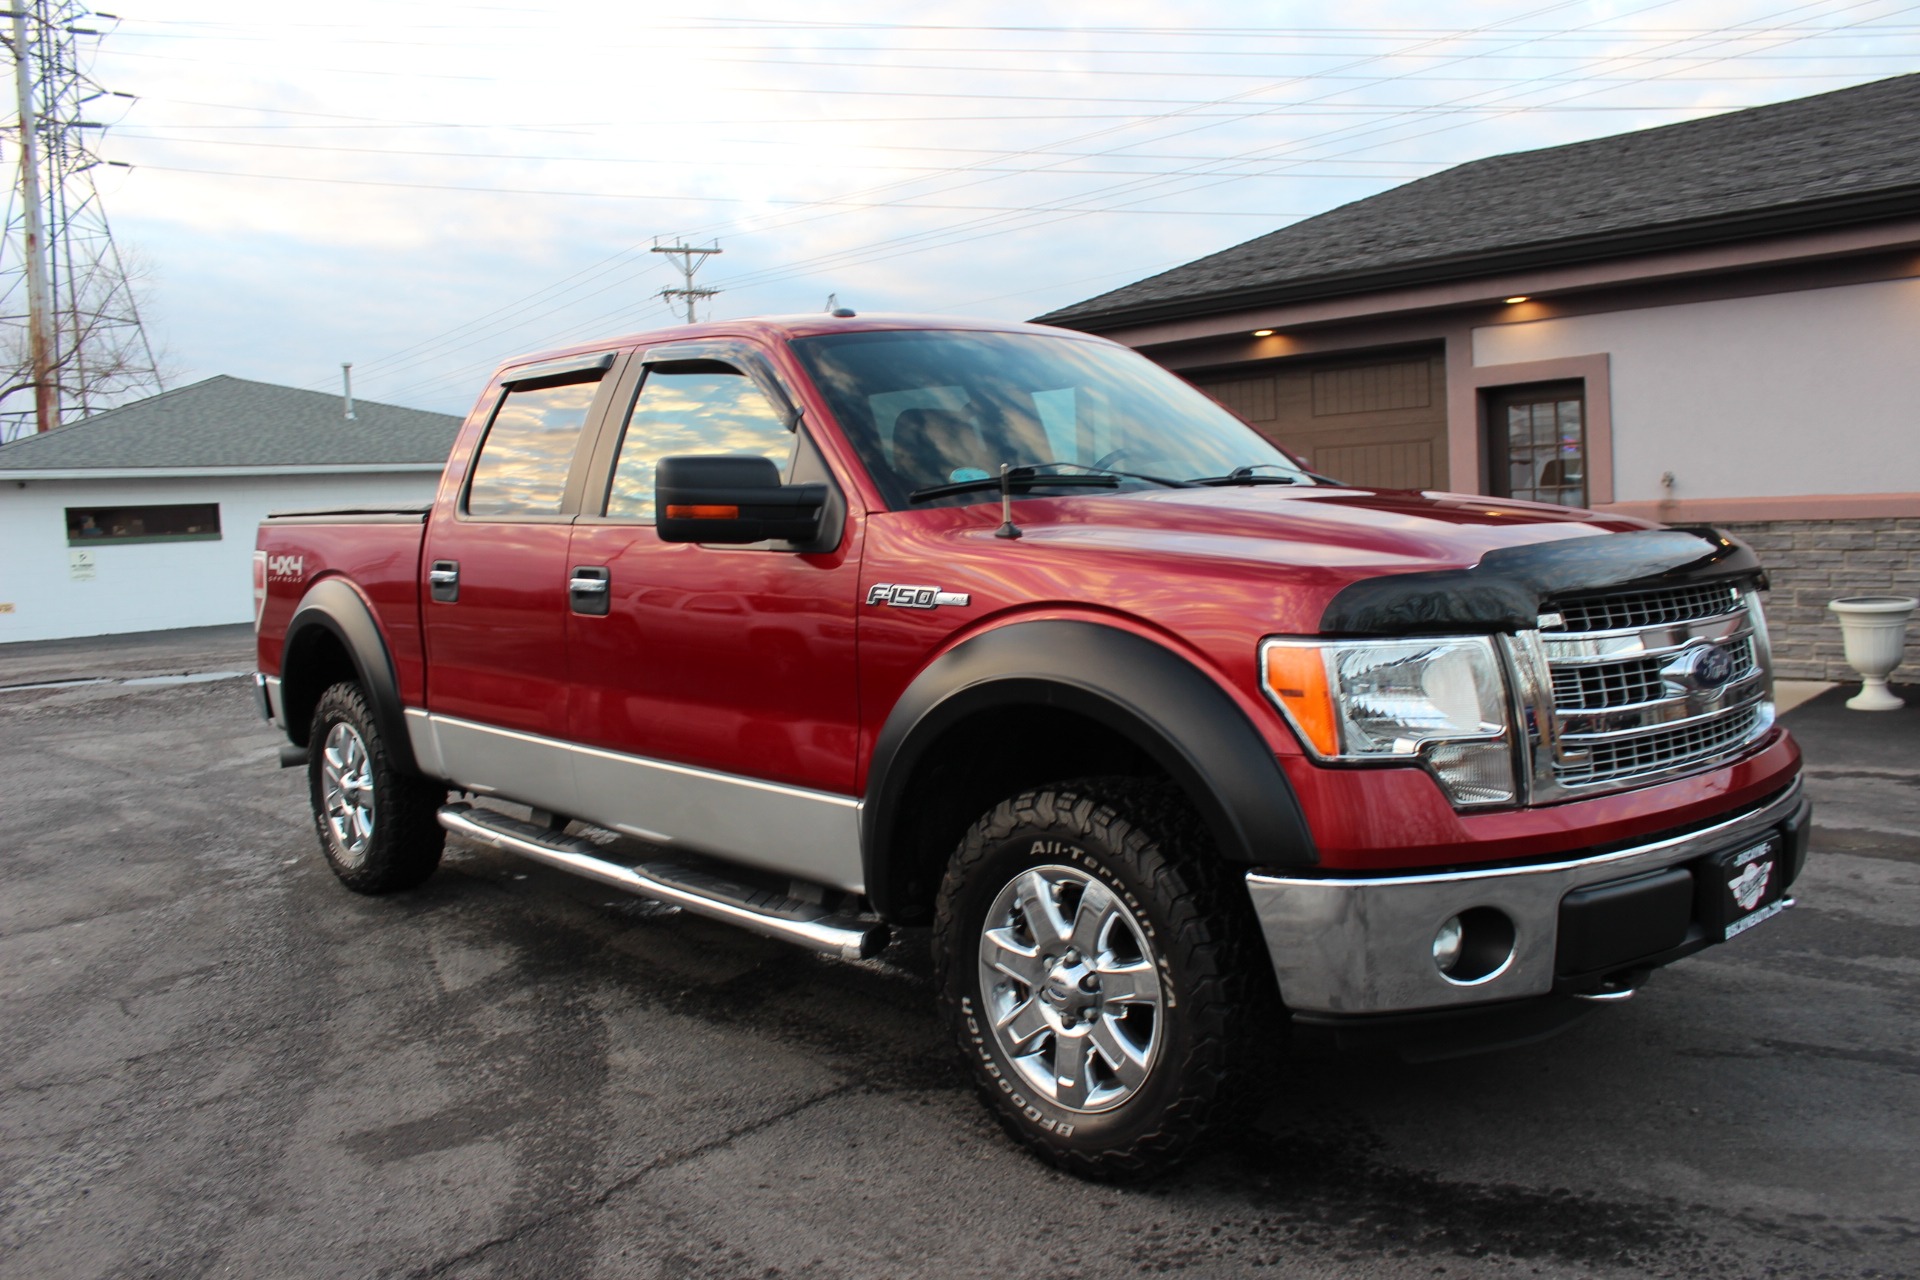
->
[66,502,221,546]
[1485,382,1585,508]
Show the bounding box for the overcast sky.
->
[48,0,1920,415]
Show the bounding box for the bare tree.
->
[0,241,170,438]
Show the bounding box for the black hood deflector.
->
[1319,527,1764,635]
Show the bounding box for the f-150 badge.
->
[866,583,970,609]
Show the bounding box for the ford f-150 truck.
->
[254,313,1807,1179]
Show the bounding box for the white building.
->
[0,376,459,643]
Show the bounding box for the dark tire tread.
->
[307,681,446,894]
[933,777,1267,1181]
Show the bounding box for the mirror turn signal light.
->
[664,504,740,519]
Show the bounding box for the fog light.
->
[1434,907,1518,985]
[1433,915,1465,973]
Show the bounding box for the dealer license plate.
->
[1711,837,1790,941]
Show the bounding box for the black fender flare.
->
[282,577,420,776]
[861,619,1315,916]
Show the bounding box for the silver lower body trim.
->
[438,803,887,961]
[404,709,865,892]
[1246,776,1805,1016]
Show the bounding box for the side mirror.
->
[656,455,827,545]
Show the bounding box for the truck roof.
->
[491,312,1113,377]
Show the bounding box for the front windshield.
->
[788,328,1311,508]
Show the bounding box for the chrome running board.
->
[438,802,889,961]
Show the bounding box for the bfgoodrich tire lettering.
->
[307,681,446,893]
[933,779,1262,1180]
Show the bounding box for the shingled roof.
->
[1038,72,1920,331]
[0,375,461,473]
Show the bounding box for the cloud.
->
[68,0,1915,413]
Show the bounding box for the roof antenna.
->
[341,362,356,421]
[994,463,1022,539]
[825,292,856,318]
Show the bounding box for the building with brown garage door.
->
[1036,72,1920,683]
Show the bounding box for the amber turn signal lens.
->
[664,504,739,519]
[1261,644,1340,757]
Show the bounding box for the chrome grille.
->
[1551,656,1667,710]
[1549,636,1757,711]
[1522,586,1773,799]
[1556,707,1763,787]
[1544,582,1742,633]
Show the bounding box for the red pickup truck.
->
[254,313,1807,1179]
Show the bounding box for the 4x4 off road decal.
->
[266,554,305,581]
[866,583,970,609]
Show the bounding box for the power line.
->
[119,163,1322,213]
[1,1,163,441]
[324,2,1915,402]
[104,14,1920,38]
[379,0,1790,399]
[113,132,1454,179]
[697,0,1908,300]
[340,0,1607,389]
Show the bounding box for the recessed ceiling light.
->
[1252,328,1275,337]
[1504,296,1530,305]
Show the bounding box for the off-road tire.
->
[307,681,445,893]
[932,778,1264,1180]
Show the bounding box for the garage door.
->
[1187,349,1449,491]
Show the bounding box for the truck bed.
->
[255,514,430,707]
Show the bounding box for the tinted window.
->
[789,329,1309,507]
[466,376,601,516]
[66,502,220,544]
[604,365,795,522]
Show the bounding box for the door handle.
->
[428,560,459,603]
[569,565,610,616]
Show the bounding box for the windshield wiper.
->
[908,467,1119,503]
[1021,460,1196,489]
[1190,464,1316,487]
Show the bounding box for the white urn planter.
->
[1827,595,1918,711]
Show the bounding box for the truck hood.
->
[1012,484,1645,570]
[1000,484,1757,632]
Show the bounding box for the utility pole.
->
[651,239,720,323]
[11,6,55,433]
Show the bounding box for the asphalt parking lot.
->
[3,624,1917,1279]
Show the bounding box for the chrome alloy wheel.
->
[321,721,375,866]
[977,864,1164,1114]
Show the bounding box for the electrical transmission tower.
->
[651,239,720,323]
[1,3,162,442]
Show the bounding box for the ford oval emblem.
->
[1691,644,1735,687]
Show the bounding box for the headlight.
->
[1260,636,1517,806]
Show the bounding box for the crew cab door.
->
[420,353,619,809]
[564,341,865,886]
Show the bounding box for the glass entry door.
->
[1486,382,1586,508]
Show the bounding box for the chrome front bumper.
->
[1246,776,1806,1016]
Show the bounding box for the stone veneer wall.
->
[1719,518,1920,682]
